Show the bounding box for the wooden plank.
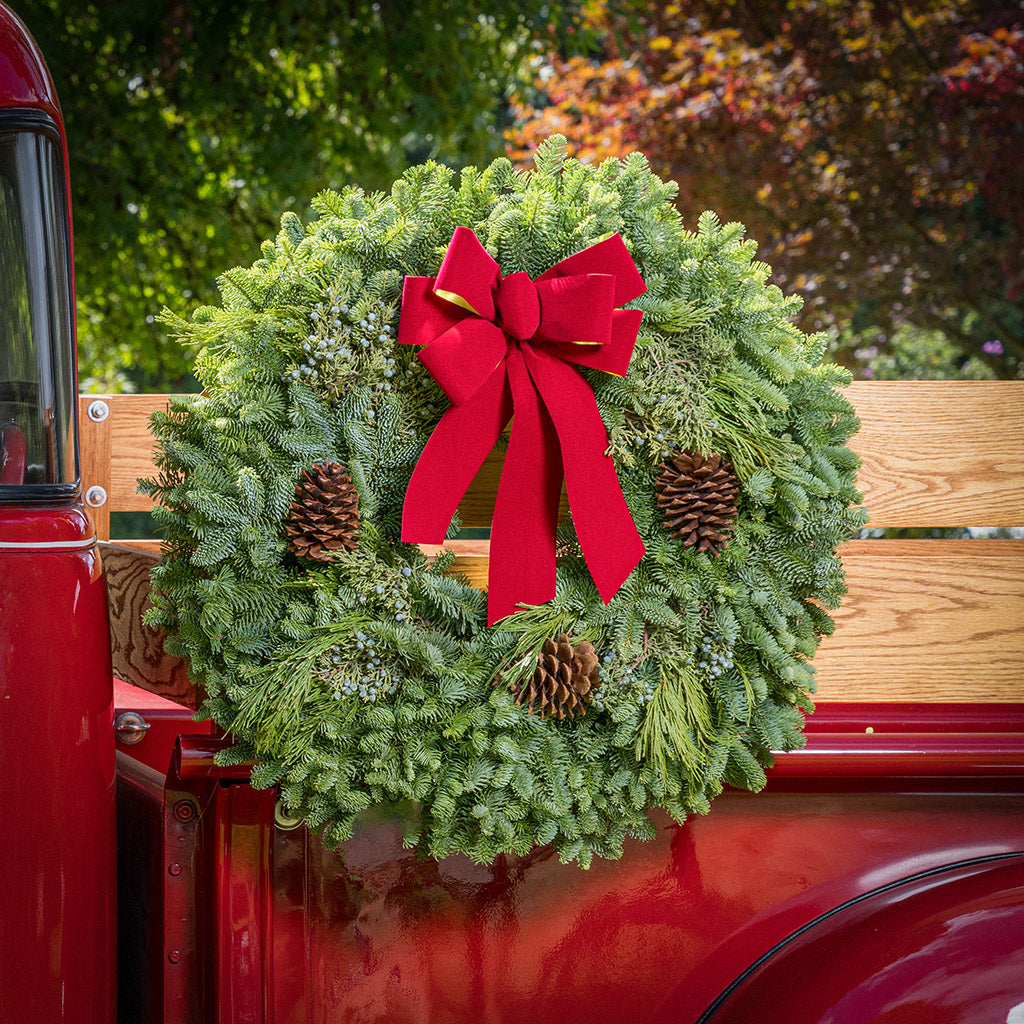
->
[420,541,490,589]
[846,380,1024,528]
[84,383,1024,527]
[109,538,163,555]
[836,538,1022,557]
[816,539,1024,702]
[102,534,1023,707]
[459,453,504,528]
[83,383,1024,529]
[89,396,562,526]
[457,382,1024,529]
[77,395,111,539]
[79,393,173,515]
[100,541,196,709]
[107,394,173,512]
[428,539,1024,704]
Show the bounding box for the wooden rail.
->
[81,382,1024,706]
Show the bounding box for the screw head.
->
[86,400,110,423]
[84,485,107,508]
[274,797,303,832]
[173,800,197,823]
[168,949,182,964]
[168,862,182,877]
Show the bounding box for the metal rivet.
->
[84,485,107,508]
[168,862,182,877]
[173,800,197,823]
[168,949,182,964]
[114,711,150,744]
[274,797,303,832]
[86,400,110,423]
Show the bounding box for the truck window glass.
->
[0,125,76,493]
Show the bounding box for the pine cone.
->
[283,460,360,562]
[655,451,739,556]
[509,634,600,720]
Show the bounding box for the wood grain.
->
[428,539,1024,704]
[108,394,173,514]
[78,395,174,535]
[77,395,111,539]
[81,388,1024,706]
[85,383,1024,534]
[95,536,1023,706]
[845,380,1024,527]
[109,538,163,555]
[815,538,1024,702]
[458,382,1024,528]
[100,541,196,708]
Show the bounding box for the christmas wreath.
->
[144,137,865,867]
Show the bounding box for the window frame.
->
[0,109,79,506]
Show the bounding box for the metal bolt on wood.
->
[86,400,109,423]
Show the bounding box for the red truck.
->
[2,6,1023,1022]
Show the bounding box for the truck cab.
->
[0,7,115,1023]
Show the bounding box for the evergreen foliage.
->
[21,0,591,390]
[144,138,865,866]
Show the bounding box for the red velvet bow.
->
[399,226,647,625]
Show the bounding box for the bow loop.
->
[535,274,616,347]
[537,233,646,307]
[400,228,647,624]
[417,319,508,407]
[433,226,498,319]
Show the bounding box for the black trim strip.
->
[0,482,79,506]
[695,850,1024,1023]
[0,109,60,134]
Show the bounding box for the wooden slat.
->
[78,394,173,540]
[81,393,172,518]
[460,382,1024,528]
[438,381,1024,528]
[459,453,504,528]
[77,395,111,539]
[816,539,1023,702]
[428,539,1024,704]
[846,380,1024,527]
[83,383,1024,530]
[110,538,163,555]
[457,382,1024,529]
[107,394,173,512]
[105,535,1023,707]
[84,388,1024,707]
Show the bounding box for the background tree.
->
[510,0,1024,377]
[20,0,584,390]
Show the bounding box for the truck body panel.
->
[699,855,1024,1023]
[0,509,115,1024]
[113,678,1024,1024]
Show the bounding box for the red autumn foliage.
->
[510,1,1024,375]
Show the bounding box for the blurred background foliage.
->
[17,0,1024,389]
[20,0,591,390]
[512,0,1023,381]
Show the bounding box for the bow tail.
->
[487,346,564,625]
[401,363,513,544]
[522,343,646,603]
